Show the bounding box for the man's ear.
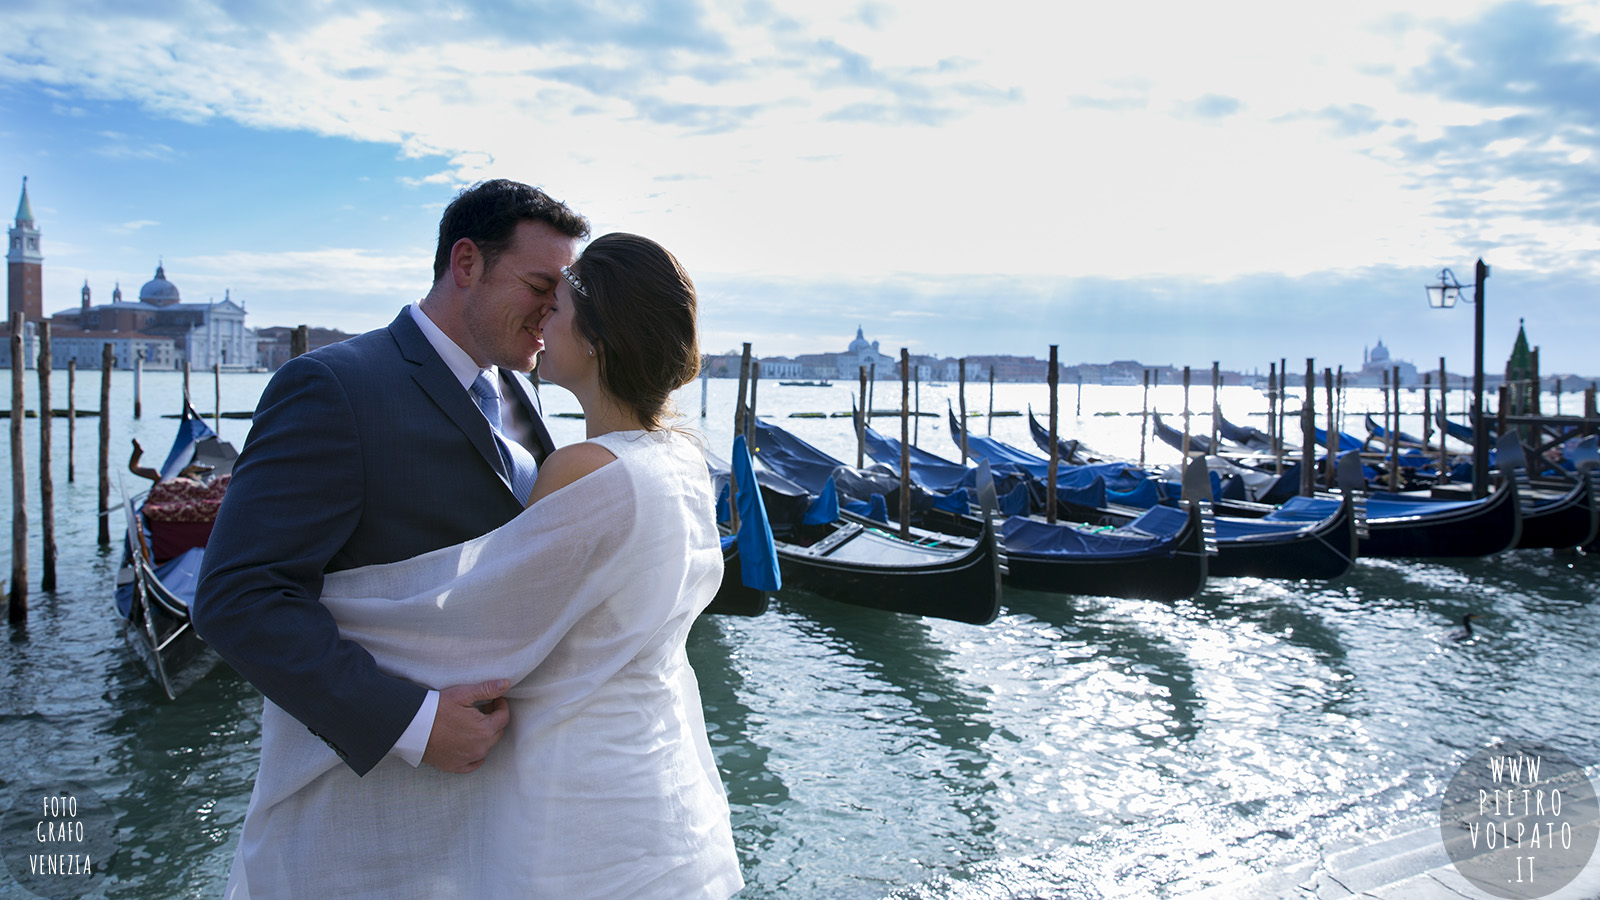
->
[450,238,481,288]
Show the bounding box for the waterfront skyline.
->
[4,1,1599,375]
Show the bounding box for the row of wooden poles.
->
[5,316,311,623]
[716,343,1600,545]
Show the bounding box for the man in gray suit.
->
[195,180,589,777]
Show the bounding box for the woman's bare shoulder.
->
[525,441,620,506]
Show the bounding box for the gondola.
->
[1364,413,1427,449]
[747,457,1002,624]
[116,405,236,699]
[1215,412,1280,453]
[775,416,1212,601]
[1508,436,1599,550]
[1016,411,1358,580]
[1269,463,1521,559]
[1150,412,1216,455]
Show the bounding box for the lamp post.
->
[1426,259,1490,498]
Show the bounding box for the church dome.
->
[848,326,873,355]
[1370,339,1390,363]
[139,263,180,305]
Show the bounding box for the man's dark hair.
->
[432,179,590,282]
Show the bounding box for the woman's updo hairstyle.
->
[566,233,700,431]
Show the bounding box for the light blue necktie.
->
[469,370,540,502]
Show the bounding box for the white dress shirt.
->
[389,302,541,765]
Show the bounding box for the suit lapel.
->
[388,310,509,483]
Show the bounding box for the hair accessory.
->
[561,265,588,296]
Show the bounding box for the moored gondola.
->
[116,405,236,699]
[768,416,1212,601]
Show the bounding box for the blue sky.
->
[3,0,1598,376]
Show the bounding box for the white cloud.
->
[5,0,1600,370]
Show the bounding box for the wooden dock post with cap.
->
[38,323,55,592]
[10,312,27,620]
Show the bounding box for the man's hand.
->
[421,679,512,773]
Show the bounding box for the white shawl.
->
[223,430,742,900]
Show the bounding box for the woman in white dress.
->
[226,233,743,899]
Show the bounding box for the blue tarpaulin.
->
[730,435,781,592]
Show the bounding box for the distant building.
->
[7,177,43,324]
[51,264,258,370]
[1352,338,1419,386]
[257,325,357,371]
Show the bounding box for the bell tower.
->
[7,177,44,323]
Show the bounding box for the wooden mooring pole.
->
[1180,366,1192,460]
[899,349,911,539]
[1047,346,1060,524]
[133,350,143,419]
[1267,361,1278,473]
[291,325,309,359]
[1323,367,1335,489]
[1139,369,1150,469]
[10,313,27,620]
[214,362,222,435]
[98,343,112,546]
[986,367,995,435]
[1389,366,1401,492]
[957,359,969,464]
[38,323,55,592]
[747,361,761,437]
[1300,358,1315,497]
[1210,361,1221,450]
[856,365,868,468]
[734,344,751,443]
[67,360,76,484]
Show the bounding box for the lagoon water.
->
[1,370,1597,898]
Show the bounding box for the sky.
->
[2,0,1599,377]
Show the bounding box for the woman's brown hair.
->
[566,233,700,431]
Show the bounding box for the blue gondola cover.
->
[731,435,782,592]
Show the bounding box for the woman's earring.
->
[588,346,595,357]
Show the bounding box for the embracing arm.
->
[193,355,426,776]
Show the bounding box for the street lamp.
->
[1425,259,1490,498]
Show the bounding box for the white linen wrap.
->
[223,430,742,900]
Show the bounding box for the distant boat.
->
[779,380,832,387]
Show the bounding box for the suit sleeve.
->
[193,354,426,776]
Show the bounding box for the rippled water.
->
[1,372,1596,898]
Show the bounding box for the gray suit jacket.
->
[194,308,555,775]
